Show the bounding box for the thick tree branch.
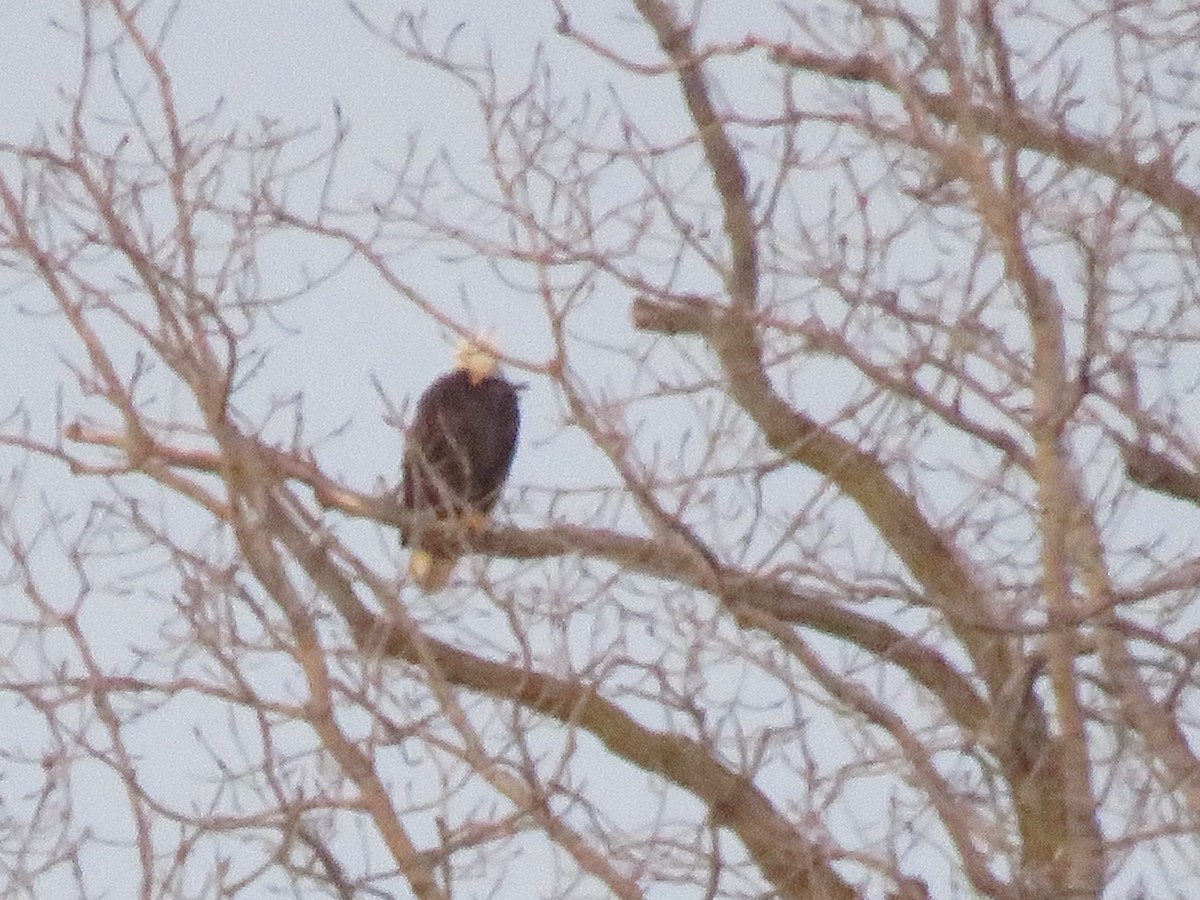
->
[633,0,759,314]
[60,422,991,735]
[267,486,856,900]
[634,296,1014,688]
[761,42,1200,235]
[1119,441,1200,507]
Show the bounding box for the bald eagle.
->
[399,339,521,591]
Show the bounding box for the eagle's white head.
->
[454,336,500,385]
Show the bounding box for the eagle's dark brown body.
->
[400,366,520,590]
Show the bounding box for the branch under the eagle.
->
[61,420,995,733]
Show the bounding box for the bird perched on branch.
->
[399,337,521,591]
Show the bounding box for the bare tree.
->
[3,0,1200,897]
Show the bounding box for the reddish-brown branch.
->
[633,0,759,314]
[60,421,990,735]
[760,42,1200,235]
[267,488,854,900]
[1119,442,1200,507]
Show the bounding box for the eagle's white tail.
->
[408,549,456,592]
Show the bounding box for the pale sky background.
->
[1,2,1196,898]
